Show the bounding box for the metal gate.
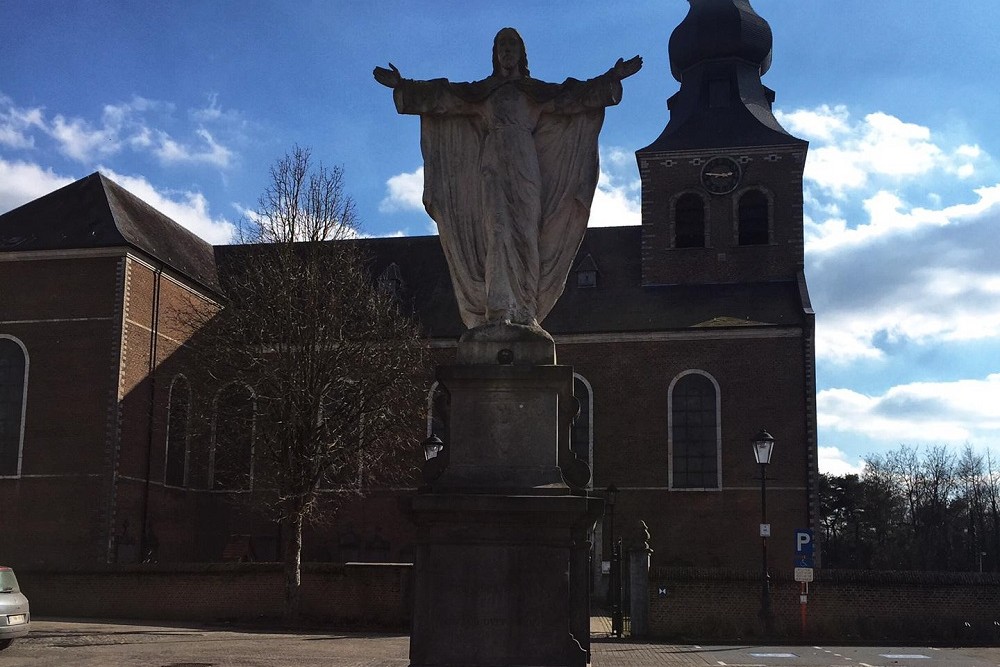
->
[610,537,631,637]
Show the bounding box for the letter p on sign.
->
[795,529,813,555]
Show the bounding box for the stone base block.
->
[409,492,602,667]
[432,364,578,492]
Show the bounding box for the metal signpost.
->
[794,529,814,635]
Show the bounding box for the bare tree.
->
[823,444,1000,572]
[181,147,427,619]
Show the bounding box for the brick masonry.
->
[649,567,1000,643]
[18,562,413,628]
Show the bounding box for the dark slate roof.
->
[0,172,221,293]
[350,226,806,339]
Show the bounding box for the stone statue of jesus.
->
[375,28,641,337]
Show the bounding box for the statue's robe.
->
[394,73,622,329]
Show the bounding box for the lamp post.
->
[605,484,619,637]
[753,429,775,632]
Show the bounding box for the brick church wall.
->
[558,333,811,569]
[0,254,126,567]
[649,567,1000,642]
[18,562,412,628]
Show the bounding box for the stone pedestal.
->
[410,354,600,667]
[409,493,602,667]
[432,364,576,491]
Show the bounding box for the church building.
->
[0,0,817,573]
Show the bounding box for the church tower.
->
[637,0,808,286]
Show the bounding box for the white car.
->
[0,567,29,650]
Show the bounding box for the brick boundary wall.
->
[649,567,1000,643]
[18,562,413,629]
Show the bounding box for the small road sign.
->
[795,556,814,568]
[760,523,771,537]
[794,567,814,582]
[795,528,814,554]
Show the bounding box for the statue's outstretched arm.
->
[373,63,403,88]
[611,55,643,80]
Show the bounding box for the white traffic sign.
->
[794,567,814,582]
[759,523,771,537]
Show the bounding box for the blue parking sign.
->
[795,529,814,555]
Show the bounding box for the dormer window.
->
[738,190,770,245]
[378,262,404,297]
[574,254,599,288]
[674,193,706,248]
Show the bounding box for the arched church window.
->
[674,193,705,248]
[571,374,593,475]
[164,375,191,487]
[211,383,255,490]
[738,190,769,245]
[668,371,721,490]
[0,336,27,477]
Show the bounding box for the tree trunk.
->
[283,514,303,623]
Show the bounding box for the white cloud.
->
[589,146,641,227]
[785,102,1000,364]
[0,158,73,213]
[153,128,232,168]
[379,166,424,213]
[589,171,641,227]
[818,375,1000,444]
[49,114,121,162]
[778,106,984,199]
[808,182,1000,362]
[818,446,865,476]
[0,96,45,149]
[100,168,235,244]
[776,104,850,143]
[806,184,1000,255]
[0,92,238,169]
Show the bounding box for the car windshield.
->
[0,570,20,592]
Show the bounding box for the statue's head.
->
[492,27,530,78]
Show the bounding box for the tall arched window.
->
[738,190,769,245]
[571,374,593,476]
[668,371,721,490]
[0,336,27,477]
[164,375,191,487]
[211,383,255,490]
[674,193,706,248]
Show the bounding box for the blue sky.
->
[3,1,999,475]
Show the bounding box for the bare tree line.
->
[821,444,1000,572]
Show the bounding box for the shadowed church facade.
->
[0,1,818,573]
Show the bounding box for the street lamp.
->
[422,434,444,461]
[605,484,620,637]
[753,429,775,632]
[421,434,447,485]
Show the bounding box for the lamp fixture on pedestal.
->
[752,428,775,633]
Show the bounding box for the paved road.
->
[3,619,410,667]
[4,620,1000,667]
[593,641,1000,667]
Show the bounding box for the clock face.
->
[701,156,741,195]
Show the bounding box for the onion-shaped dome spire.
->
[637,0,801,153]
[669,0,773,81]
